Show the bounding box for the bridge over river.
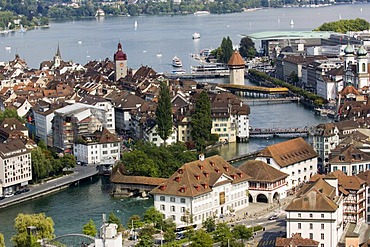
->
[249,127,310,138]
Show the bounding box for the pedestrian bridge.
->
[250,127,309,138]
[44,234,95,247]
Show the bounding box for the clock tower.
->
[114,42,127,81]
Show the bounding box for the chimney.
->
[199,153,205,161]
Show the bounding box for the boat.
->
[19,25,26,33]
[290,19,294,26]
[171,69,186,75]
[5,46,11,50]
[156,53,162,57]
[95,8,105,17]
[194,10,210,15]
[192,32,201,39]
[134,20,138,30]
[172,56,183,67]
[191,63,229,76]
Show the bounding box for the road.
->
[0,165,98,209]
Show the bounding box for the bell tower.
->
[228,50,245,85]
[114,42,127,81]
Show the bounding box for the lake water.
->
[0,4,358,245]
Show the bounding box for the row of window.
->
[5,173,31,183]
[160,205,186,213]
[291,166,313,176]
[298,213,325,218]
[159,196,186,203]
[332,164,370,174]
[297,223,325,230]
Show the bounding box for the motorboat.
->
[172,56,183,67]
[192,32,201,39]
[194,11,210,15]
[95,8,105,17]
[171,69,186,75]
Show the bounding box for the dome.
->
[357,45,367,56]
[114,42,127,61]
[344,43,354,55]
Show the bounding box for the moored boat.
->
[194,10,210,15]
[172,56,183,67]
[192,32,201,39]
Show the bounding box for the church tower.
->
[228,50,245,85]
[343,41,355,87]
[53,44,62,68]
[357,45,368,89]
[114,42,127,81]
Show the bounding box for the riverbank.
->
[0,165,98,209]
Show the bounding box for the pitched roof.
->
[238,160,288,182]
[357,170,370,185]
[227,50,245,66]
[257,137,317,168]
[98,128,120,144]
[151,155,251,197]
[275,233,319,247]
[326,170,366,191]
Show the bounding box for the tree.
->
[121,150,158,177]
[163,227,176,243]
[143,207,163,227]
[202,217,216,233]
[213,223,233,247]
[60,153,76,170]
[82,219,97,237]
[127,215,144,229]
[0,108,24,123]
[138,226,155,238]
[12,213,54,247]
[220,36,233,64]
[136,234,154,247]
[31,147,52,182]
[0,232,5,247]
[155,81,173,146]
[239,36,256,60]
[232,225,252,244]
[190,229,213,247]
[191,91,212,151]
[108,212,125,232]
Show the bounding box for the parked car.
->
[268,214,279,220]
[21,188,30,193]
[4,193,14,198]
[0,196,5,200]
[14,190,22,195]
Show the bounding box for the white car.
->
[4,193,14,198]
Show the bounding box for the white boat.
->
[156,53,162,57]
[192,32,201,39]
[191,63,229,76]
[171,69,186,75]
[5,46,11,50]
[95,8,105,17]
[134,20,138,30]
[172,56,182,67]
[290,19,294,26]
[194,10,210,15]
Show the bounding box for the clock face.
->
[120,62,124,68]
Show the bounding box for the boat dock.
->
[165,72,229,79]
[250,127,309,138]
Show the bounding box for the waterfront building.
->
[0,139,32,196]
[73,128,121,165]
[151,154,250,228]
[285,177,344,247]
[228,50,245,86]
[238,160,288,203]
[114,42,128,81]
[52,102,114,153]
[255,137,318,191]
[33,100,65,145]
[312,123,340,171]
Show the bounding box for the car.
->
[14,190,22,195]
[21,188,30,193]
[0,196,5,200]
[268,214,279,220]
[4,193,14,198]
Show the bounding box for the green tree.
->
[239,36,256,60]
[220,36,233,64]
[136,234,154,247]
[127,215,144,229]
[314,18,370,33]
[143,207,163,227]
[232,225,252,244]
[122,150,158,177]
[138,226,155,238]
[190,229,213,247]
[82,219,97,237]
[155,81,173,146]
[163,227,176,243]
[191,91,212,151]
[0,232,5,247]
[108,212,125,232]
[202,217,216,233]
[31,147,52,182]
[158,218,176,232]
[213,223,233,247]
[0,109,24,122]
[60,153,76,170]
[12,213,54,247]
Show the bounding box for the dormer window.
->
[178,168,184,174]
[198,164,203,170]
[237,172,243,177]
[210,161,215,167]
[160,185,166,191]
[215,168,220,173]
[223,166,229,172]
[203,171,209,178]
[202,183,208,189]
[174,176,181,182]
[194,174,200,180]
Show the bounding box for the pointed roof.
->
[151,155,251,197]
[114,42,127,61]
[238,160,288,182]
[227,50,245,66]
[56,44,61,58]
[257,137,317,168]
[340,85,360,96]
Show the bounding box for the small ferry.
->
[192,32,201,39]
[171,69,186,75]
[172,56,183,67]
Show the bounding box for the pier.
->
[250,127,309,138]
[244,97,300,105]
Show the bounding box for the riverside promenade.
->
[0,165,98,209]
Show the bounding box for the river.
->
[0,4,359,245]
